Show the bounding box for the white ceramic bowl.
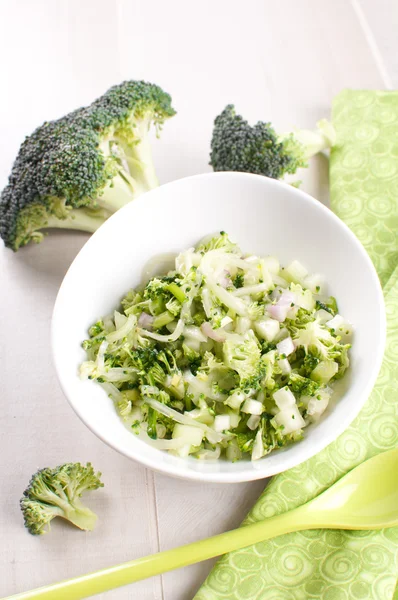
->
[52,172,385,483]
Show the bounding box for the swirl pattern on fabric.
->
[195,90,398,600]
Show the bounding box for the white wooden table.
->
[0,1,396,598]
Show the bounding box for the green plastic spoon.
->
[4,447,398,600]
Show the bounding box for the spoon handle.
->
[4,510,308,600]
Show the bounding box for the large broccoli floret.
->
[210,104,335,180]
[223,330,264,389]
[20,462,103,535]
[1,80,176,250]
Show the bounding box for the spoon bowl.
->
[303,447,398,529]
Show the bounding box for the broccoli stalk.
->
[44,208,111,233]
[0,80,176,251]
[281,119,336,160]
[20,463,103,535]
[113,117,160,193]
[210,105,335,180]
[11,201,112,247]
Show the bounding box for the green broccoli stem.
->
[119,119,160,193]
[62,499,98,531]
[153,310,175,330]
[147,406,158,439]
[96,174,140,213]
[44,209,108,233]
[281,119,336,160]
[36,485,97,531]
[166,283,187,304]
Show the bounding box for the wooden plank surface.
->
[0,0,391,598]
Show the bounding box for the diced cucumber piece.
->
[316,309,333,324]
[306,389,331,420]
[247,414,261,430]
[172,424,204,447]
[255,318,280,342]
[242,399,263,415]
[284,260,308,283]
[278,358,292,375]
[303,273,325,294]
[184,408,214,426]
[327,314,353,341]
[214,414,231,432]
[311,360,338,384]
[273,386,296,410]
[263,256,280,274]
[226,410,241,429]
[225,390,246,410]
[273,405,306,433]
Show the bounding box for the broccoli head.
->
[1,80,176,250]
[20,462,103,535]
[210,104,335,180]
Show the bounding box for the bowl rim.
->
[52,172,386,483]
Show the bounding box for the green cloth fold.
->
[195,90,398,600]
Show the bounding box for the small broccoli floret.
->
[210,105,335,180]
[315,296,339,316]
[292,320,334,358]
[20,463,103,535]
[328,342,351,379]
[233,272,244,288]
[1,80,176,250]
[197,231,240,254]
[182,343,201,374]
[235,430,256,453]
[223,330,263,388]
[289,372,320,397]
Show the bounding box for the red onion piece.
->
[267,304,289,322]
[267,290,296,322]
[277,291,296,307]
[218,270,231,289]
[138,311,154,330]
[200,321,226,342]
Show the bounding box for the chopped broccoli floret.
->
[88,320,105,337]
[233,272,245,288]
[292,320,334,358]
[223,330,264,389]
[315,296,339,316]
[328,342,351,379]
[20,463,103,535]
[235,430,256,453]
[1,80,176,250]
[289,372,320,397]
[197,231,240,254]
[210,105,335,180]
[182,343,202,374]
[147,406,158,439]
[300,352,321,376]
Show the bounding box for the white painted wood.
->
[0,0,391,598]
[355,0,398,88]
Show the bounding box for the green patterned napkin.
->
[195,90,398,600]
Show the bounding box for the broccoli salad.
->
[80,232,352,462]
